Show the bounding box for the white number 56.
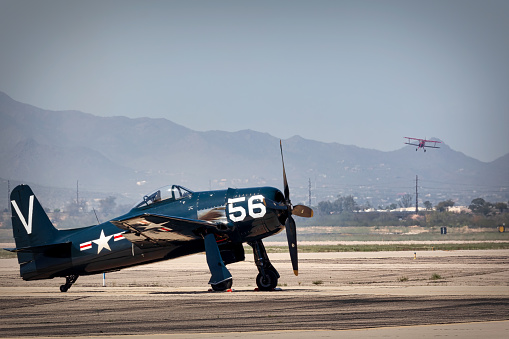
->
[228,195,266,222]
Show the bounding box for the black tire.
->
[211,278,233,291]
[256,269,278,291]
[60,285,68,292]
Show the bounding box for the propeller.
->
[279,141,313,276]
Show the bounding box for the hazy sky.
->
[1,0,508,162]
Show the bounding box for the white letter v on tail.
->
[11,195,34,234]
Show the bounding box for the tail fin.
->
[9,185,74,280]
[10,185,59,254]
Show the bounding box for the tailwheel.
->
[211,278,233,291]
[60,275,79,292]
[256,269,278,291]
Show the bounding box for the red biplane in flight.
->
[404,137,441,152]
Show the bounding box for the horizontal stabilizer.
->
[4,242,72,257]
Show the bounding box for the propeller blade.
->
[292,205,314,218]
[280,140,290,201]
[285,215,298,276]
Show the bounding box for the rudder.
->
[10,185,60,251]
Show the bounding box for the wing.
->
[422,140,442,148]
[404,137,420,146]
[110,214,222,249]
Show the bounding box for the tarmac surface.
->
[1,249,508,338]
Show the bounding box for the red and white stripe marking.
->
[80,241,92,251]
[113,232,125,241]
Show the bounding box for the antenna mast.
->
[415,175,418,214]
[308,178,312,206]
[7,180,10,212]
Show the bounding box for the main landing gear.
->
[211,277,233,292]
[204,233,233,292]
[60,275,79,292]
[249,240,280,291]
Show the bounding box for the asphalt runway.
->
[1,250,508,338]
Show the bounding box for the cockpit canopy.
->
[133,185,193,209]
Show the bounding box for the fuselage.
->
[21,186,286,280]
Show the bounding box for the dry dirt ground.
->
[0,249,508,338]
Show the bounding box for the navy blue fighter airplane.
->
[6,142,313,292]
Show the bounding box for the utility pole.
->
[7,180,11,212]
[308,178,312,206]
[415,175,418,214]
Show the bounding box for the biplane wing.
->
[424,141,441,149]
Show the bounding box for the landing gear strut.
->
[204,233,232,291]
[249,240,279,291]
[60,275,79,292]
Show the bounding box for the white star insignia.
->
[92,229,113,254]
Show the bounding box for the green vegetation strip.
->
[261,242,509,253]
[0,250,16,259]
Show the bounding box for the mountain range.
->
[0,91,507,210]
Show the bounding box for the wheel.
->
[211,278,233,291]
[60,284,69,292]
[256,269,278,291]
